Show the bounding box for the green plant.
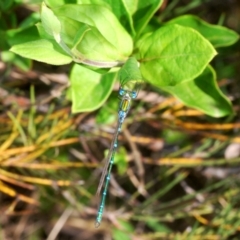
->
[9,0,239,117]
[0,0,43,71]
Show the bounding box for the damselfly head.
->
[119,79,143,99]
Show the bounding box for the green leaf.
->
[72,24,91,49]
[102,0,135,35]
[136,24,217,87]
[0,0,14,11]
[63,0,135,34]
[44,0,66,7]
[36,23,55,41]
[133,0,163,37]
[19,12,40,29]
[45,0,109,8]
[119,57,142,83]
[69,64,116,113]
[0,30,10,50]
[41,2,61,41]
[10,39,72,65]
[51,16,90,48]
[162,65,233,117]
[37,3,133,67]
[53,4,133,60]
[121,0,138,15]
[7,25,40,46]
[69,19,125,63]
[167,15,239,48]
[41,2,72,58]
[118,57,143,92]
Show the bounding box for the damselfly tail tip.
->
[95,221,100,228]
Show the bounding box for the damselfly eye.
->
[131,91,138,99]
[119,88,126,96]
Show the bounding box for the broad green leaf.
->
[45,0,109,8]
[69,64,116,113]
[38,16,91,59]
[10,39,72,65]
[76,0,109,4]
[7,25,40,46]
[119,57,142,84]
[133,0,163,37]
[38,3,133,67]
[0,30,10,50]
[19,12,40,29]
[53,4,133,60]
[136,24,217,87]
[102,0,135,35]
[167,15,239,48]
[44,0,66,7]
[14,0,42,2]
[72,24,91,49]
[0,0,13,11]
[43,2,133,65]
[122,0,138,15]
[54,16,90,47]
[36,23,55,41]
[41,2,61,42]
[53,0,135,34]
[162,66,233,117]
[118,57,143,92]
[141,16,162,35]
[57,16,125,62]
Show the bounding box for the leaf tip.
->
[9,46,15,53]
